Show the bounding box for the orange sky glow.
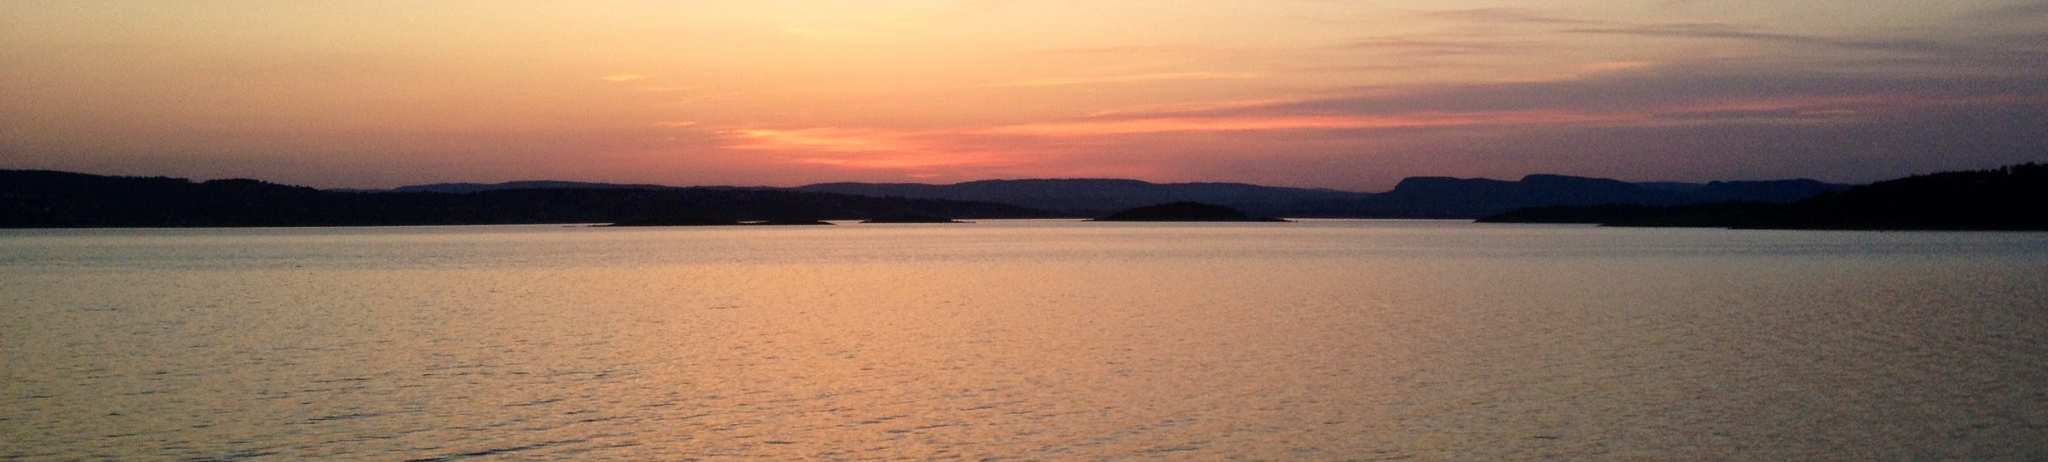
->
[3,1,2044,189]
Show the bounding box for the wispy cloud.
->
[1082,98,1312,118]
[1028,45,1196,56]
[716,127,1028,171]
[981,72,1262,88]
[978,112,1642,137]
[678,58,2047,188]
[725,128,900,153]
[635,85,695,93]
[1562,23,2048,73]
[1415,7,1595,25]
[725,63,2047,153]
[600,74,650,83]
[1115,66,2045,120]
[1335,36,1537,56]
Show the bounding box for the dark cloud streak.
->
[1965,1,2048,21]
[1567,23,1968,55]
[1333,36,1543,56]
[1091,65,2048,122]
[1414,7,1599,25]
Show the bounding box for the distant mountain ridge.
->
[0,170,1049,228]
[2,165,2023,229]
[364,175,1847,218]
[1304,175,1846,218]
[2,169,1853,227]
[388,180,676,194]
[799,179,1370,217]
[795,176,1847,218]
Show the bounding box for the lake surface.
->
[3,220,2046,460]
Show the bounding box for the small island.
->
[1090,202,1289,222]
[861,214,965,224]
[603,216,738,227]
[745,219,835,226]
[605,217,834,227]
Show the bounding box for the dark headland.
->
[1090,202,1288,222]
[1481,163,2048,231]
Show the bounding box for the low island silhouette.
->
[860,214,966,224]
[605,217,835,227]
[1090,202,1288,222]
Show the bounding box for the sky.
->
[3,1,2045,190]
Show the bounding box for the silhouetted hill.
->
[1091,202,1287,222]
[0,170,1052,228]
[6,169,1855,226]
[1480,163,2048,230]
[377,175,1841,219]
[802,176,1844,218]
[387,180,673,194]
[800,179,1368,217]
[1350,174,1689,218]
[1479,202,1794,227]
[1638,179,1846,203]
[1287,175,1846,218]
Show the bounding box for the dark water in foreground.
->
[3,220,2046,460]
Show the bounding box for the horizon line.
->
[0,165,1876,195]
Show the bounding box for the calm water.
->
[3,220,2046,460]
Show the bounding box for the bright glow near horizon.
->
[3,0,2044,189]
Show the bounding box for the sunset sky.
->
[4,1,2045,190]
